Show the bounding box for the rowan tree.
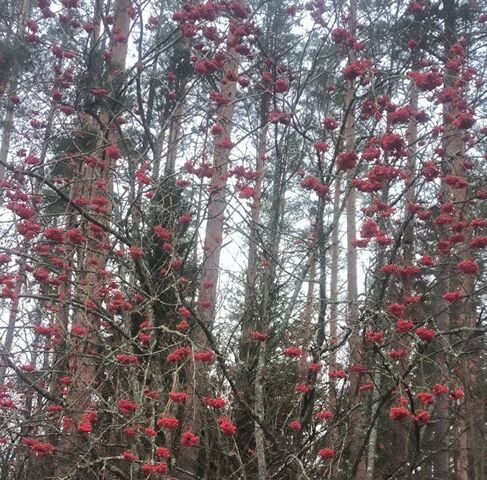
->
[1,0,487,479]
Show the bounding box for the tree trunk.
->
[0,0,31,180]
[389,75,419,480]
[299,254,316,378]
[236,92,270,478]
[0,0,30,101]
[329,176,340,380]
[165,99,185,175]
[436,2,474,479]
[0,261,24,382]
[177,31,239,478]
[52,0,131,476]
[0,78,18,183]
[343,2,366,478]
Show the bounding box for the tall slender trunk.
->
[327,170,341,424]
[365,371,381,480]
[0,260,25,382]
[152,129,166,183]
[389,77,420,480]
[431,2,472,479]
[165,99,185,175]
[53,0,131,476]
[0,78,17,183]
[0,0,30,101]
[299,254,316,378]
[254,340,267,480]
[324,178,340,475]
[0,0,31,180]
[241,98,269,358]
[177,31,239,478]
[342,1,366,478]
[442,2,474,479]
[234,4,282,471]
[253,122,286,480]
[196,41,238,329]
[236,92,269,478]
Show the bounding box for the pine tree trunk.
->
[389,77,419,480]
[329,176,340,379]
[236,92,269,478]
[196,42,237,330]
[177,32,239,478]
[52,0,131,476]
[165,98,185,175]
[343,2,366,478]
[299,254,316,378]
[435,2,473,479]
[0,0,30,101]
[0,261,24,382]
[254,340,267,480]
[0,0,31,179]
[0,78,17,183]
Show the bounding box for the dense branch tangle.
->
[0,1,487,480]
